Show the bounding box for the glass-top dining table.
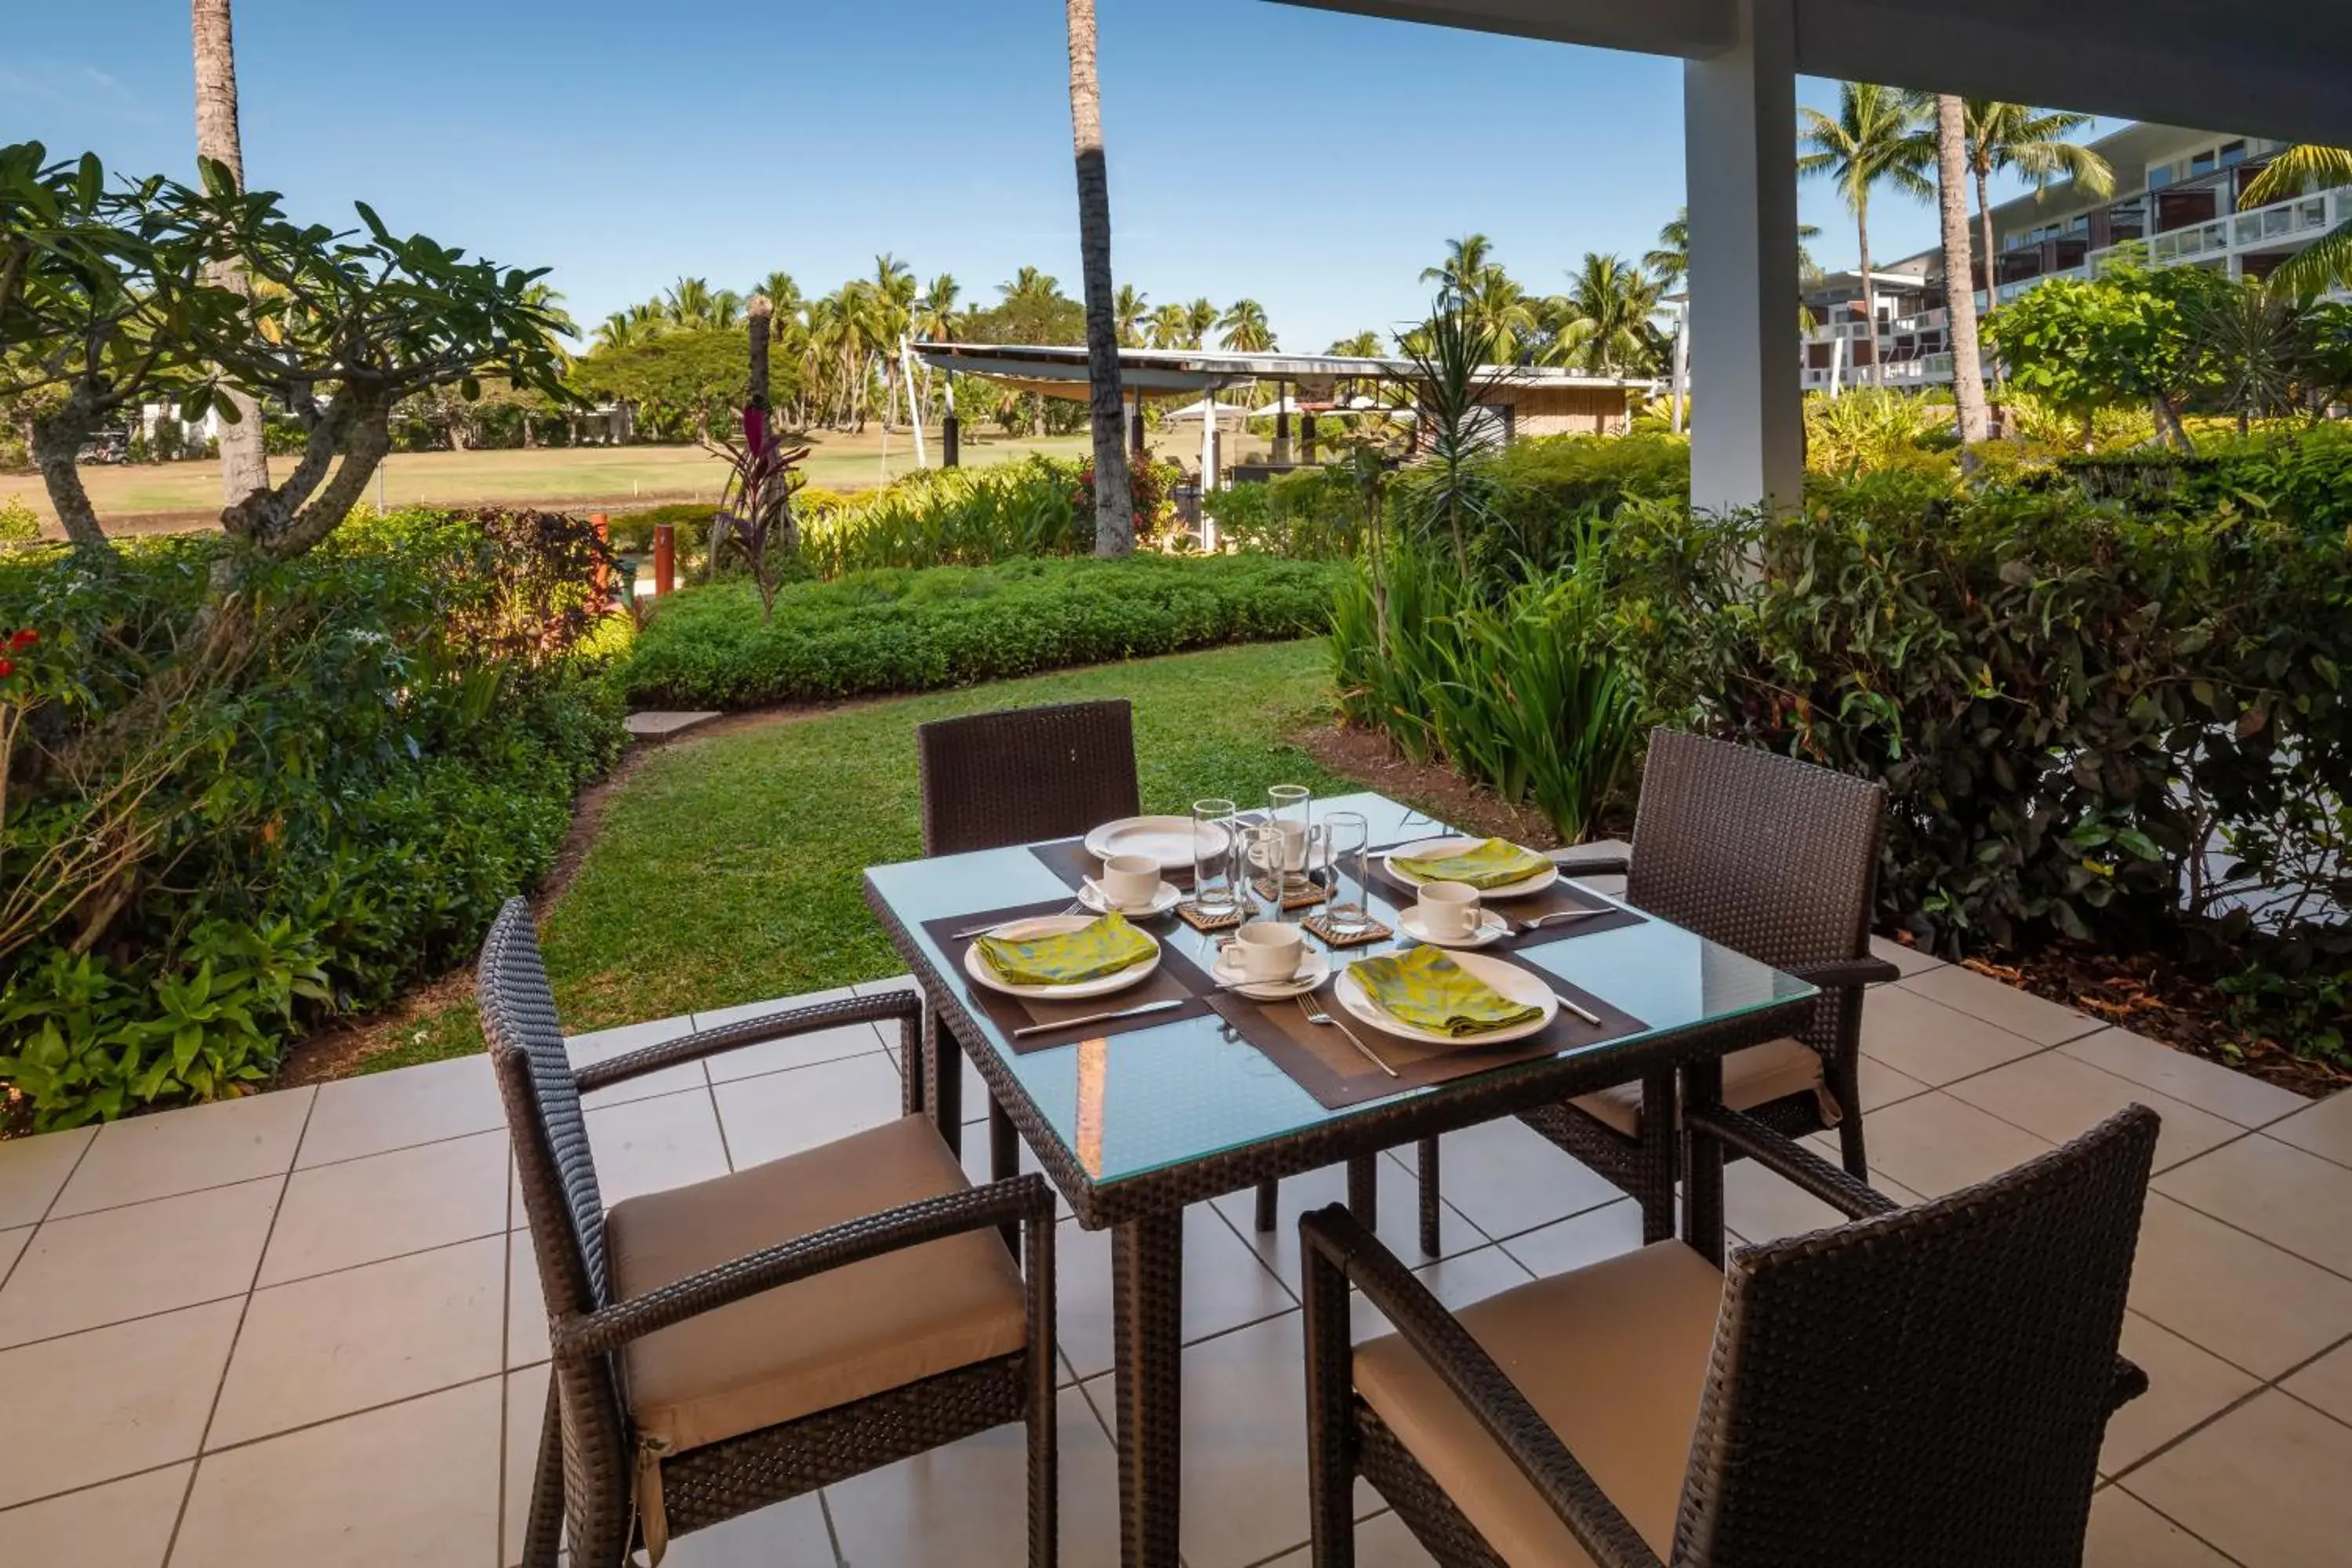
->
[863,790,1817,1568]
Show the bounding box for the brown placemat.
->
[921,899,1220,1054]
[1207,972,1646,1109]
[1371,856,1646,947]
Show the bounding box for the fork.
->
[1297,993,1399,1078]
[951,900,1084,941]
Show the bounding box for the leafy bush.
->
[1209,467,1370,559]
[0,498,39,549]
[1804,387,1958,471]
[796,457,1170,578]
[0,510,626,1128]
[622,554,1344,710]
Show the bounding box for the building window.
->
[2190,151,2216,176]
[2220,140,2247,167]
[2148,163,2175,191]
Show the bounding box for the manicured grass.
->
[349,638,1367,1073]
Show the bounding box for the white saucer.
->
[1211,945,1331,1000]
[963,916,1163,1000]
[1397,905,1512,949]
[1078,880,1185,918]
[1382,837,1559,900]
[1334,949,1558,1046]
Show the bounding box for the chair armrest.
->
[555,1172,1053,1360]
[1685,1105,1900,1221]
[1782,956,1903,991]
[573,989,920,1092]
[1299,1205,1664,1568]
[1546,849,1631,879]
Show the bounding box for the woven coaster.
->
[1250,874,1330,912]
[1174,899,1245,933]
[1302,911,1393,949]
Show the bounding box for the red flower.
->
[6,630,31,650]
[0,659,15,678]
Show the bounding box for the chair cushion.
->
[1355,1241,1725,1568]
[607,1114,1027,1454]
[1571,1036,1832,1139]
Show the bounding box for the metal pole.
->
[1670,303,1690,434]
[902,336,928,469]
[1199,390,1219,551]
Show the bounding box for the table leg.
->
[1112,1210,1185,1568]
[1346,1155,1378,1232]
[1682,1054,1726,1266]
[1639,1068,1677,1246]
[992,1096,1022,1258]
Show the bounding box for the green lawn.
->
[353,638,1371,1073]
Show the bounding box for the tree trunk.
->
[1856,210,1882,390]
[1976,165,2000,319]
[1066,0,1134,554]
[1936,96,1990,448]
[192,0,270,509]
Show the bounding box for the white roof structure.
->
[910,341,1653,403]
[1159,398,1262,423]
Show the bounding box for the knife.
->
[1011,998,1185,1039]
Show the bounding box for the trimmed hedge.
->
[622,554,1345,710]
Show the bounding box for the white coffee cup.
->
[1417,881,1483,940]
[1234,921,1305,983]
[1098,853,1160,910]
[1275,818,1312,873]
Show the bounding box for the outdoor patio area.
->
[0,914,2347,1568]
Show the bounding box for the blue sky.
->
[3,0,2111,352]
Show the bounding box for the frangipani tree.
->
[0,143,571,565]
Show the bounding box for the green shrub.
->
[0,509,627,1128]
[0,497,39,549]
[622,554,1344,710]
[798,458,1094,576]
[1209,467,1369,559]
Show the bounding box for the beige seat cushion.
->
[1355,1241,1725,1568]
[1573,1036,1832,1139]
[607,1113,1027,1454]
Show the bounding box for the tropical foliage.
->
[2240,145,2352,299]
[1798,83,1935,387]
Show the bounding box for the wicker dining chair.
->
[477,900,1059,1568]
[1304,1104,2158,1567]
[1403,730,1900,1253]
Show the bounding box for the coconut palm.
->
[1113,283,1149,347]
[1421,234,1495,295]
[753,271,804,322]
[592,312,639,354]
[1145,301,1191,350]
[193,0,269,504]
[1544,253,1664,376]
[1184,298,1218,350]
[1961,103,2113,314]
[914,274,962,342]
[1645,211,1691,291]
[1799,82,1935,386]
[870,254,920,429]
[1064,0,1133,553]
[2241,146,2352,297]
[1933,96,1990,444]
[1218,298,1275,352]
[1001,266,1062,308]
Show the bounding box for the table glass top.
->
[866,793,1814,1192]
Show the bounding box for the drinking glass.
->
[1191,798,1240,916]
[1322,811,1372,934]
[1265,783,1312,886]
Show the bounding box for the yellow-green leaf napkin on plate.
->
[1348,947,1544,1037]
[975,913,1155,986]
[1391,837,1551,891]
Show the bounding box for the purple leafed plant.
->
[706,402,808,620]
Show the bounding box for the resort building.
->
[1799,122,2352,394]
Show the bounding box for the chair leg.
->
[1301,1216,1358,1568]
[1254,1179,1279,1233]
[901,1004,927,1117]
[1416,1137,1442,1257]
[1026,1208,1059,1568]
[1346,1155,1378,1232]
[993,1095,1022,1259]
[521,1374,565,1568]
[1639,1069,1678,1245]
[1828,1055,1870,1181]
[930,1011,963,1156]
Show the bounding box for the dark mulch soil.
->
[1949,944,2348,1100]
[1294,721,1637,850]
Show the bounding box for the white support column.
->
[900,337,928,469]
[1199,394,1220,551]
[1683,0,1803,514]
[1668,302,1690,434]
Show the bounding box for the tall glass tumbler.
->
[1266,783,1312,889]
[1322,811,1372,934]
[1191,798,1240,916]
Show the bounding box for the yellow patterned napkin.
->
[1391,837,1551,891]
[975,913,1155,986]
[1348,948,1544,1037]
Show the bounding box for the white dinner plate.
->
[1086,815,1225,873]
[1396,905,1512,949]
[1244,837,1338,876]
[1210,944,1331,1000]
[1334,948,1559,1046]
[963,916,1163,1000]
[1077,880,1185,918]
[1381,837,1559,900]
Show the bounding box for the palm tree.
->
[1799,82,1935,387]
[1184,298,1218,350]
[1146,302,1190,350]
[1001,267,1062,308]
[1544,254,1664,376]
[753,271,803,321]
[1064,0,1133,554]
[193,0,268,505]
[1218,298,1275,352]
[1327,330,1385,358]
[1645,211,1691,291]
[1113,283,1149,347]
[1421,234,1495,295]
[2241,146,2352,297]
[1933,96,1990,444]
[872,254,919,430]
[1962,103,2113,314]
[914,274,962,343]
[592,312,639,354]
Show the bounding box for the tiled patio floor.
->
[2,945,2349,1566]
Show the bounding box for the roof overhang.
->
[913,341,1654,401]
[1272,0,2352,149]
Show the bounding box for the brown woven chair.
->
[1406,730,1900,1253]
[477,900,1058,1568]
[1304,1104,2158,1567]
